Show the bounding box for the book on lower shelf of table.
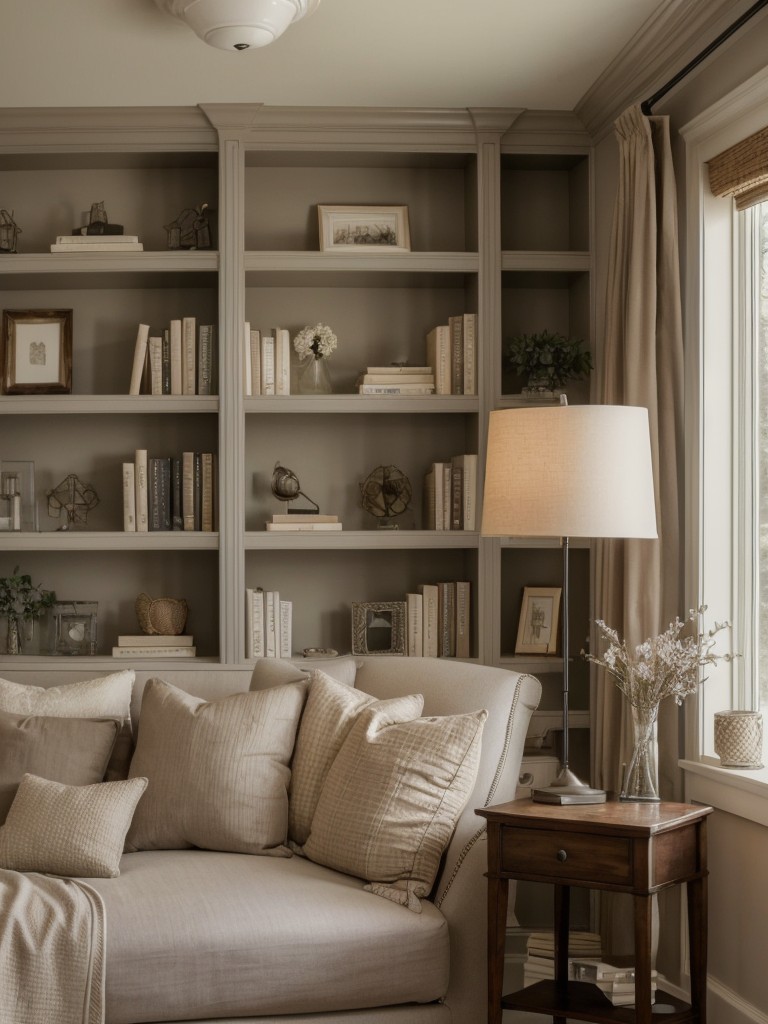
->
[570,959,658,1007]
[523,931,602,988]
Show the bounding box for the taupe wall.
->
[592,15,768,1021]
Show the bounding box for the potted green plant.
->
[0,567,56,654]
[502,330,593,396]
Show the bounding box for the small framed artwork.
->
[318,205,411,253]
[2,309,73,395]
[515,587,562,655]
[351,600,406,656]
[50,600,98,656]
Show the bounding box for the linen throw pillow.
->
[126,677,306,855]
[289,669,423,846]
[0,710,118,823]
[0,773,147,878]
[249,655,358,694]
[303,703,487,912]
[0,670,135,780]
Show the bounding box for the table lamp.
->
[481,402,658,804]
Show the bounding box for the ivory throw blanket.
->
[0,869,105,1024]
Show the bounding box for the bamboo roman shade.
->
[708,124,768,210]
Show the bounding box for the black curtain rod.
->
[641,0,768,114]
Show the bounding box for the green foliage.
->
[0,566,56,621]
[503,330,593,389]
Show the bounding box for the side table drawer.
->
[501,827,632,885]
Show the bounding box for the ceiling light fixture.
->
[155,0,321,51]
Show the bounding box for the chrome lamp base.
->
[532,767,607,805]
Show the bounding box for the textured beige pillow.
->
[126,677,306,855]
[0,670,135,780]
[303,703,487,912]
[0,710,118,823]
[0,772,147,878]
[249,656,358,694]
[289,670,423,846]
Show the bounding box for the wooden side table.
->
[477,798,712,1024]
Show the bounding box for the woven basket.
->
[714,710,764,769]
[135,593,188,636]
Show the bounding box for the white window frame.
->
[681,65,768,825]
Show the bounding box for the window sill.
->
[680,758,768,828]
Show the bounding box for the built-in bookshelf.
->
[0,105,593,708]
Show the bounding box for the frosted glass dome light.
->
[155,0,321,51]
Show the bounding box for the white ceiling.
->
[0,0,668,110]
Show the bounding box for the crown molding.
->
[576,0,766,141]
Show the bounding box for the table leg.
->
[633,893,654,1024]
[487,871,508,1024]
[553,884,570,1024]
[688,875,708,1022]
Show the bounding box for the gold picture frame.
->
[351,600,406,655]
[318,205,411,253]
[2,309,73,395]
[515,586,562,655]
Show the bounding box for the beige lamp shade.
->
[481,405,658,539]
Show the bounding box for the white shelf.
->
[0,395,218,415]
[244,395,478,414]
[0,532,218,551]
[245,251,479,275]
[501,250,590,272]
[0,251,218,275]
[245,530,480,551]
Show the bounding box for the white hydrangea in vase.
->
[293,323,337,395]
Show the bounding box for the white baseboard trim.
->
[708,976,768,1024]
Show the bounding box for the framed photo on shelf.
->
[2,309,73,395]
[318,205,411,253]
[351,600,406,656]
[50,600,98,656]
[515,586,562,655]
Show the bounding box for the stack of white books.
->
[51,234,143,252]
[245,588,292,659]
[266,513,342,532]
[112,634,196,658]
[358,365,435,396]
[571,959,658,1007]
[522,931,602,988]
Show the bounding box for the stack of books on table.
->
[112,635,196,658]
[245,589,292,658]
[357,366,435,396]
[266,514,342,532]
[523,931,602,988]
[571,959,658,1007]
[51,234,144,252]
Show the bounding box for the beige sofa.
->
[7,656,541,1024]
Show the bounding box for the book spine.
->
[129,323,150,396]
[148,457,162,531]
[245,588,254,658]
[265,590,279,657]
[261,335,275,395]
[274,328,291,395]
[406,593,423,657]
[442,463,452,532]
[134,449,149,533]
[193,452,202,530]
[463,312,477,395]
[449,314,464,395]
[197,324,214,396]
[252,588,265,658]
[280,599,292,657]
[450,460,463,530]
[122,462,136,532]
[423,467,436,530]
[171,456,183,530]
[111,646,196,657]
[358,384,435,395]
[182,316,196,395]
[426,325,451,395]
[455,580,470,659]
[201,452,214,532]
[161,329,171,395]
[462,454,477,531]
[433,462,445,531]
[438,581,456,657]
[418,584,439,658]
[244,321,252,396]
[148,336,163,395]
[170,319,183,396]
[182,451,195,530]
[249,329,261,395]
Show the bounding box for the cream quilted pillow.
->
[0,670,135,780]
[0,773,147,878]
[126,677,306,855]
[289,670,423,846]
[303,703,487,912]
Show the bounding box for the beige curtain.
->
[592,104,684,800]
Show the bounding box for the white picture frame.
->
[318,205,411,253]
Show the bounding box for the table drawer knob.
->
[556,849,568,862]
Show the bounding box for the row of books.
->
[423,453,477,530]
[243,323,291,395]
[111,634,197,658]
[265,513,342,532]
[51,233,144,253]
[571,959,658,1007]
[356,365,436,396]
[406,581,470,658]
[245,588,292,659]
[129,320,216,397]
[123,449,216,533]
[426,313,477,395]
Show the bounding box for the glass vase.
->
[5,614,21,655]
[620,702,660,802]
[298,355,332,395]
